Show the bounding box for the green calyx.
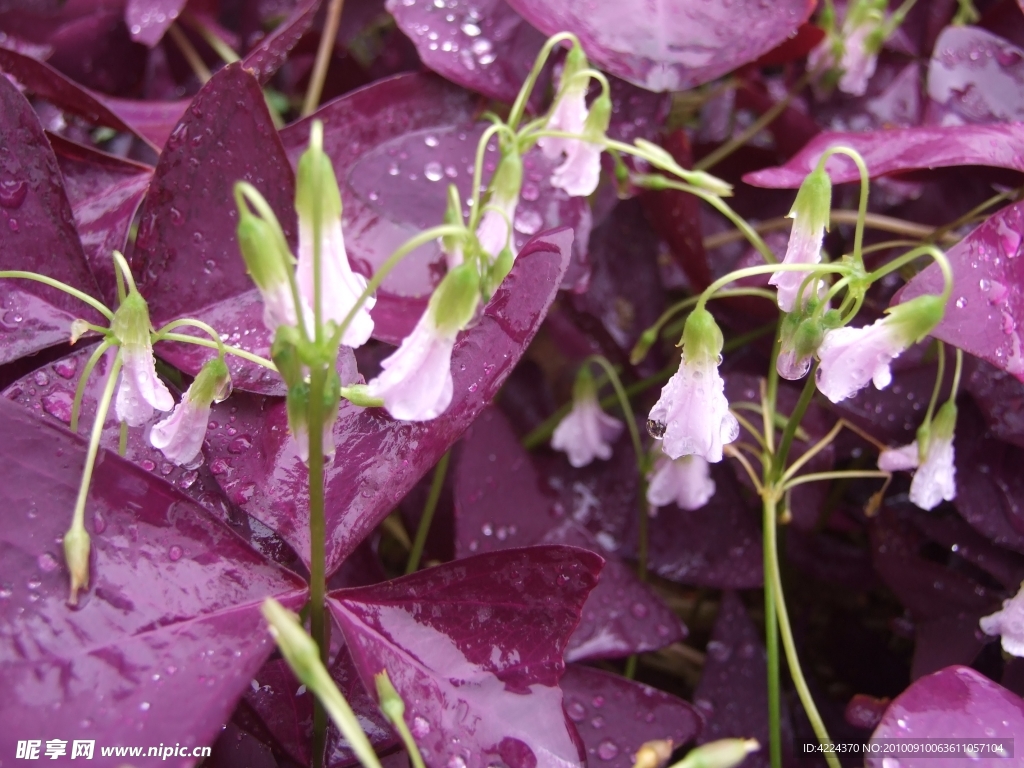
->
[485,245,514,298]
[441,184,467,258]
[295,120,342,222]
[429,263,481,335]
[583,91,612,141]
[886,294,946,345]
[780,304,826,361]
[490,143,524,206]
[237,203,294,293]
[681,307,724,362]
[791,167,832,235]
[572,365,598,404]
[561,44,588,90]
[111,291,154,349]
[272,325,305,389]
[189,357,232,406]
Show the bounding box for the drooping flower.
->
[236,184,299,333]
[111,291,173,427]
[838,20,881,96]
[980,581,1024,657]
[367,263,480,422]
[815,295,945,404]
[646,446,716,510]
[550,368,623,467]
[770,167,832,313]
[150,357,232,467]
[295,126,375,347]
[877,401,957,511]
[807,0,887,97]
[539,45,589,163]
[476,146,523,264]
[648,307,739,462]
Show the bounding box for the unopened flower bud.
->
[236,195,298,332]
[634,139,733,197]
[441,184,467,270]
[374,669,406,723]
[63,524,90,605]
[431,262,481,336]
[675,739,760,768]
[485,245,514,298]
[69,319,91,345]
[633,740,674,768]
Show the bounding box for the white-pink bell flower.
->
[550,369,623,467]
[815,295,945,404]
[877,402,957,511]
[111,291,173,427]
[646,446,716,510]
[295,138,375,347]
[476,148,523,263]
[647,308,739,463]
[367,263,479,422]
[981,581,1024,657]
[838,21,880,96]
[770,167,832,313]
[150,358,231,467]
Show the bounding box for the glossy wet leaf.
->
[560,665,702,768]
[0,397,308,759]
[926,26,1024,126]
[50,133,154,305]
[131,62,296,394]
[895,200,1024,381]
[386,0,547,105]
[327,545,604,768]
[743,124,1024,188]
[240,0,324,86]
[0,74,105,366]
[203,228,573,573]
[504,0,814,92]
[280,72,590,343]
[125,0,188,46]
[867,666,1023,767]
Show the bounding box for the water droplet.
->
[170,207,184,225]
[228,435,252,454]
[956,296,967,309]
[8,217,19,232]
[139,701,150,711]
[461,21,481,36]
[412,716,431,738]
[92,512,106,534]
[646,420,666,439]
[168,545,183,562]
[630,602,649,619]
[597,740,619,761]
[424,161,444,181]
[0,179,27,209]
[591,695,605,708]
[514,209,542,235]
[424,134,440,147]
[590,715,605,729]
[566,700,586,722]
[448,758,466,768]
[54,358,78,379]
[37,553,58,572]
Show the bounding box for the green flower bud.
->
[490,145,524,206]
[674,738,760,768]
[69,319,91,345]
[583,91,612,141]
[190,357,232,406]
[886,294,946,345]
[111,291,154,350]
[485,245,514,298]
[63,524,90,606]
[295,121,342,222]
[789,167,832,236]
[630,327,659,365]
[681,307,724,362]
[374,669,406,723]
[429,263,481,335]
[271,325,304,390]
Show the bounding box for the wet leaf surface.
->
[327,546,604,768]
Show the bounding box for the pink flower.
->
[648,353,738,463]
[771,224,824,313]
[297,215,375,348]
[366,312,457,422]
[111,292,173,427]
[815,320,907,403]
[877,437,956,511]
[981,582,1024,657]
[838,23,879,96]
[550,140,603,198]
[646,450,716,510]
[550,393,623,468]
[150,393,211,467]
[476,203,516,263]
[539,85,588,163]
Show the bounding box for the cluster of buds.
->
[808,0,890,96]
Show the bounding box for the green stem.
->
[783,469,889,489]
[772,365,819,479]
[71,351,123,533]
[764,497,782,768]
[469,124,509,231]
[155,318,226,357]
[694,72,810,172]
[817,147,870,267]
[406,451,451,574]
[867,245,954,303]
[923,341,946,428]
[180,11,240,63]
[302,0,345,117]
[507,32,579,131]
[156,332,276,370]
[951,348,963,399]
[764,493,840,768]
[698,263,848,312]
[112,251,139,296]
[307,364,330,768]
[71,340,114,434]
[167,23,212,83]
[0,271,113,321]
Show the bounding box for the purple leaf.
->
[125,0,188,46]
[204,228,573,573]
[0,397,308,762]
[895,200,1024,381]
[910,613,989,680]
[963,356,1024,448]
[451,407,685,660]
[561,665,702,766]
[386,0,547,104]
[0,46,157,147]
[131,61,296,394]
[743,124,1024,188]
[0,73,105,366]
[503,0,814,92]
[280,73,590,343]
[240,0,323,85]
[327,546,604,768]
[867,666,1023,767]
[926,26,1024,126]
[95,94,192,149]
[546,521,686,662]
[49,133,154,305]
[693,592,773,768]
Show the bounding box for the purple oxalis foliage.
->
[6,0,1024,763]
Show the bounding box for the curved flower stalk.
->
[538,44,589,163]
[648,307,738,462]
[980,581,1024,657]
[550,367,623,467]
[367,262,480,421]
[771,168,832,313]
[877,401,957,511]
[150,357,232,467]
[110,289,174,427]
[646,445,716,510]
[815,294,945,403]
